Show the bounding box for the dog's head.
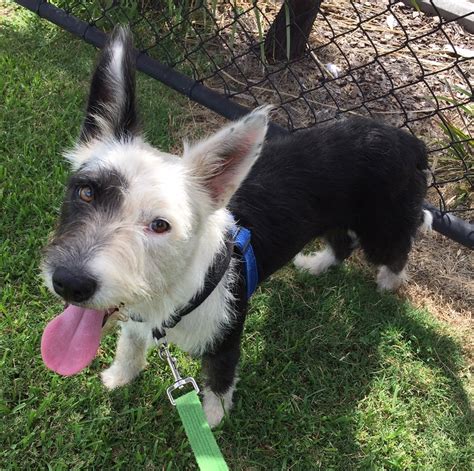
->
[41,26,269,312]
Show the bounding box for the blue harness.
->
[232,225,258,299]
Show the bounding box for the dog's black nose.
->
[52,267,97,303]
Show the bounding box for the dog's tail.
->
[410,136,434,185]
[418,209,433,234]
[411,136,433,236]
[412,136,429,171]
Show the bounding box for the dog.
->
[41,26,431,427]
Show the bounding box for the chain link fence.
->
[15,0,474,246]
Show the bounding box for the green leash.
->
[176,391,229,471]
[158,341,229,471]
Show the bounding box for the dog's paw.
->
[376,266,407,292]
[294,247,337,275]
[202,387,234,429]
[203,398,225,428]
[101,364,138,389]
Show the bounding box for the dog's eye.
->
[149,218,171,234]
[77,185,94,203]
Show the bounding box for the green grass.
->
[1,4,473,469]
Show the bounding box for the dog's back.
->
[230,117,429,288]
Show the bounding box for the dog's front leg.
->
[201,334,242,428]
[101,321,152,389]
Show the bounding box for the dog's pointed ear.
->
[80,25,139,143]
[184,107,270,209]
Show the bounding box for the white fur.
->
[70,112,268,333]
[103,35,127,130]
[86,146,241,351]
[294,246,337,275]
[423,168,433,186]
[376,266,407,291]
[202,379,237,428]
[100,248,238,390]
[101,321,151,389]
[419,209,433,234]
[109,42,124,89]
[347,230,357,239]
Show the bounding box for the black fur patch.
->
[58,167,127,232]
[44,167,128,271]
[80,26,139,142]
[202,275,247,395]
[229,116,428,279]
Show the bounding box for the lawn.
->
[1,4,472,470]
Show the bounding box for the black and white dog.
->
[41,27,431,427]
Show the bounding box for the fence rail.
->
[14,0,474,248]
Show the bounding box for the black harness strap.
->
[152,236,235,341]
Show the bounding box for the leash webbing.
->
[175,391,229,471]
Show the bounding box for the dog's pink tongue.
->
[41,305,105,376]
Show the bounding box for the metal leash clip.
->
[158,341,200,406]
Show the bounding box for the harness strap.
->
[151,224,258,341]
[152,235,235,340]
[232,226,258,299]
[165,237,235,327]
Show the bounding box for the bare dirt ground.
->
[405,233,473,371]
[408,233,473,321]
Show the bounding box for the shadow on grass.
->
[222,267,472,468]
